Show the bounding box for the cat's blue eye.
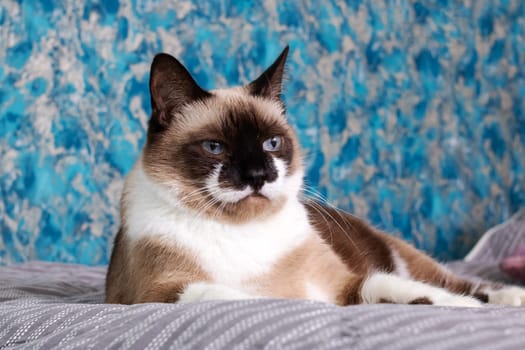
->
[262,136,282,152]
[202,141,224,155]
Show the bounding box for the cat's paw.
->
[361,273,483,308]
[487,286,525,306]
[178,282,256,303]
[432,294,483,308]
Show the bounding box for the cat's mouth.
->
[247,192,267,199]
[227,191,270,206]
[239,191,269,203]
[203,184,272,206]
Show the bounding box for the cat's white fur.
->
[179,282,259,303]
[391,248,410,279]
[485,286,525,306]
[304,282,334,304]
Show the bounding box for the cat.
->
[105,46,525,307]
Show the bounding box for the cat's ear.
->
[149,53,210,128]
[246,46,289,101]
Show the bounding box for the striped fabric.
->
[1,261,525,350]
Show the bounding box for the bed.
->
[1,210,524,350]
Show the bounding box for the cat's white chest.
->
[171,205,312,285]
[124,164,313,286]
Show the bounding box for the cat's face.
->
[142,47,303,222]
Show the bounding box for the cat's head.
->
[142,47,304,222]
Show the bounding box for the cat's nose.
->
[244,168,267,192]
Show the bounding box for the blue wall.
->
[1,0,524,265]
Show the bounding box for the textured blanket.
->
[0,262,524,350]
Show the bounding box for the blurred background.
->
[0,0,524,265]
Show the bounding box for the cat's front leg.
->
[178,282,259,303]
[359,273,482,307]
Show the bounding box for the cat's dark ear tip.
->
[281,45,290,58]
[275,46,289,67]
[151,53,177,69]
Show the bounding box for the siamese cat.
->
[106,46,525,307]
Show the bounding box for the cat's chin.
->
[230,192,272,214]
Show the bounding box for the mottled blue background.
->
[1,0,524,265]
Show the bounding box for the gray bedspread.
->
[1,210,525,349]
[1,263,524,350]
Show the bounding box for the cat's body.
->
[106,47,525,307]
